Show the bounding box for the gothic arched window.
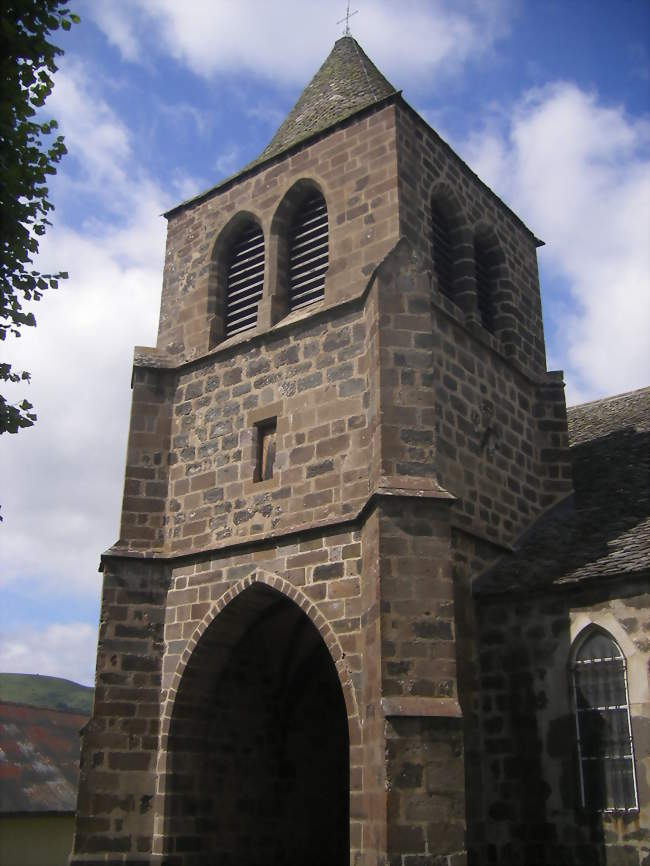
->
[288,191,328,311]
[571,628,638,811]
[474,236,498,333]
[224,221,264,338]
[430,200,455,300]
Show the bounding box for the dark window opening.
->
[225,222,264,338]
[431,201,454,299]
[288,192,328,311]
[572,629,638,811]
[255,419,277,482]
[475,239,497,333]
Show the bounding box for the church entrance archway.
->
[165,582,350,865]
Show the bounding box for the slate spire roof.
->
[164,36,397,217]
[256,35,397,164]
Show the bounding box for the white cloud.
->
[245,103,286,130]
[155,98,213,139]
[360,0,512,86]
[90,4,142,62]
[87,0,513,89]
[459,82,650,404]
[0,215,164,597]
[47,59,132,194]
[0,623,98,686]
[214,144,241,177]
[0,62,168,602]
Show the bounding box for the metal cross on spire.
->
[337,2,358,37]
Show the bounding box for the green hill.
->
[0,673,93,714]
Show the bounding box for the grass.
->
[0,673,93,714]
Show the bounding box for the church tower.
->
[71,37,571,866]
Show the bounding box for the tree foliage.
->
[0,1,79,434]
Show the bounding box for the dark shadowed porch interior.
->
[165,583,349,866]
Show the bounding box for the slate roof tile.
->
[475,386,650,596]
[0,702,87,813]
[164,36,397,217]
[255,36,397,164]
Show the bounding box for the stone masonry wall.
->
[118,297,376,555]
[379,498,457,704]
[78,496,472,863]
[163,303,372,554]
[450,529,508,863]
[430,305,571,547]
[122,234,574,558]
[75,89,582,866]
[386,715,465,866]
[371,233,571,551]
[116,95,572,557]
[392,102,572,548]
[154,497,469,866]
[378,497,467,866]
[118,367,175,550]
[120,278,571,557]
[100,229,572,863]
[157,103,401,363]
[71,559,170,863]
[157,535,365,865]
[395,101,547,377]
[73,531,366,864]
[475,584,650,866]
[116,103,405,555]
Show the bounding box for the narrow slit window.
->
[255,419,277,482]
[572,629,638,811]
[431,202,454,299]
[474,238,497,333]
[288,192,328,311]
[225,222,264,338]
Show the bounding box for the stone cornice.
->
[100,473,455,570]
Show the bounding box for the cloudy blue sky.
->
[1,0,648,686]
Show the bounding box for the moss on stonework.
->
[255,36,397,165]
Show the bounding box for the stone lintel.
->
[375,474,455,500]
[381,696,462,718]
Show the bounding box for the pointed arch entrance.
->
[163,580,350,865]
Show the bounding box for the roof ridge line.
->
[351,35,379,103]
[568,385,650,410]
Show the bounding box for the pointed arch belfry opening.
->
[160,575,352,865]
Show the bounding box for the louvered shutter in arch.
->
[288,192,328,311]
[431,202,454,299]
[225,222,264,338]
[475,239,496,333]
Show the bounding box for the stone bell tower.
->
[71,35,571,866]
